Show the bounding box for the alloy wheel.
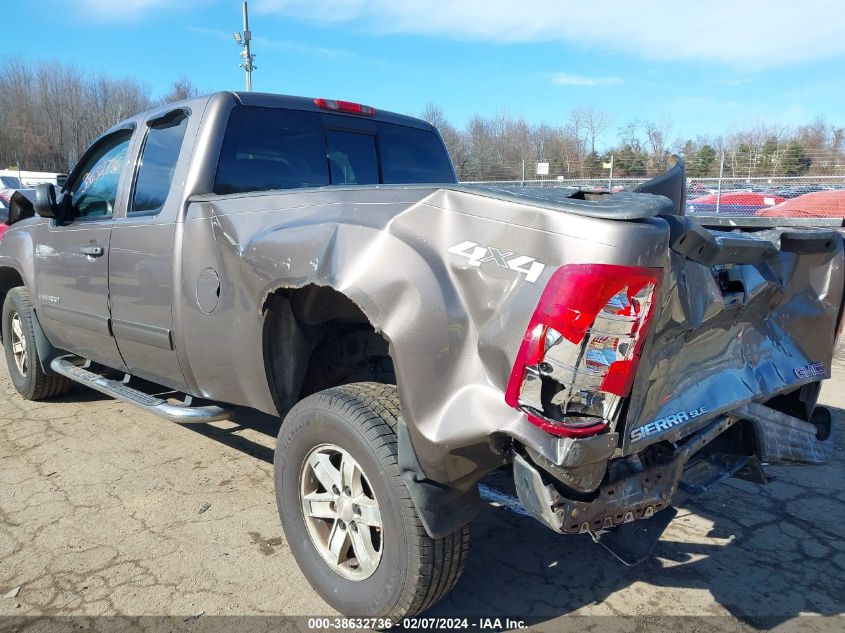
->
[9,312,27,376]
[300,443,383,580]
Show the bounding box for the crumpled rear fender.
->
[178,186,671,490]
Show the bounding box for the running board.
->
[50,355,231,424]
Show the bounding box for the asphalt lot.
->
[2,346,845,632]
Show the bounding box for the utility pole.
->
[233,1,256,91]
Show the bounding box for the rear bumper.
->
[739,401,833,465]
[514,450,680,534]
[513,404,834,535]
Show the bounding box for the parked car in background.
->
[1,176,24,214]
[0,178,35,217]
[0,175,22,189]
[757,190,845,218]
[774,184,826,199]
[1,176,23,207]
[0,169,68,188]
[688,190,785,215]
[0,203,8,241]
[1,176,37,242]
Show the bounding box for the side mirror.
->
[34,183,58,219]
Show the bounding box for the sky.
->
[3,0,845,147]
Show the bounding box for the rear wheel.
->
[2,287,71,400]
[274,382,469,619]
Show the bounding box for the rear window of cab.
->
[213,106,455,195]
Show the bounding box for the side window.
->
[214,107,330,195]
[378,124,455,184]
[68,131,132,219]
[325,130,379,185]
[131,111,189,215]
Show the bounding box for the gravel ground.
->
[2,347,845,632]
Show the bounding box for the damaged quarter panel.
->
[625,229,844,454]
[178,185,671,489]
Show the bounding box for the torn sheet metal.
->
[624,229,844,454]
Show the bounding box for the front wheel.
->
[274,382,469,619]
[2,287,71,400]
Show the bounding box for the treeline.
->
[2,57,843,182]
[0,58,198,173]
[421,103,845,182]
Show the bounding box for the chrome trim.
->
[517,365,544,410]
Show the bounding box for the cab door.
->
[34,129,133,369]
[108,109,191,391]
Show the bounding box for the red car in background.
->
[688,191,785,215]
[0,187,11,241]
[756,190,845,218]
[0,179,36,241]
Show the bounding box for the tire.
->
[2,287,71,400]
[274,382,469,619]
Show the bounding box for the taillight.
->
[505,264,662,437]
[314,98,376,116]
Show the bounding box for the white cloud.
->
[551,73,622,86]
[251,0,845,67]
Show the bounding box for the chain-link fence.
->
[459,153,845,220]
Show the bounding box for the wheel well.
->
[262,285,396,415]
[0,267,24,338]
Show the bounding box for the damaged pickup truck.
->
[1,92,842,619]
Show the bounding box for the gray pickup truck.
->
[1,91,842,619]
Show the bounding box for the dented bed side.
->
[176,182,844,503]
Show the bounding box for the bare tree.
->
[419,102,470,178]
[584,108,612,156]
[0,57,154,172]
[161,76,200,104]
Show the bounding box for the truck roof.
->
[232,92,436,131]
[105,91,436,137]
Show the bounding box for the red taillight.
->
[314,98,376,116]
[505,264,662,437]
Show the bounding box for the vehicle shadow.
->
[179,405,281,464]
[66,388,845,628]
[54,384,112,403]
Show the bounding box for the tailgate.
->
[623,217,845,454]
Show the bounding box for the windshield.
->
[214,106,455,195]
[0,176,22,189]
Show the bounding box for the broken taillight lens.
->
[505,264,662,437]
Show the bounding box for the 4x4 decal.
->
[448,241,546,283]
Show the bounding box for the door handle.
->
[80,245,104,257]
